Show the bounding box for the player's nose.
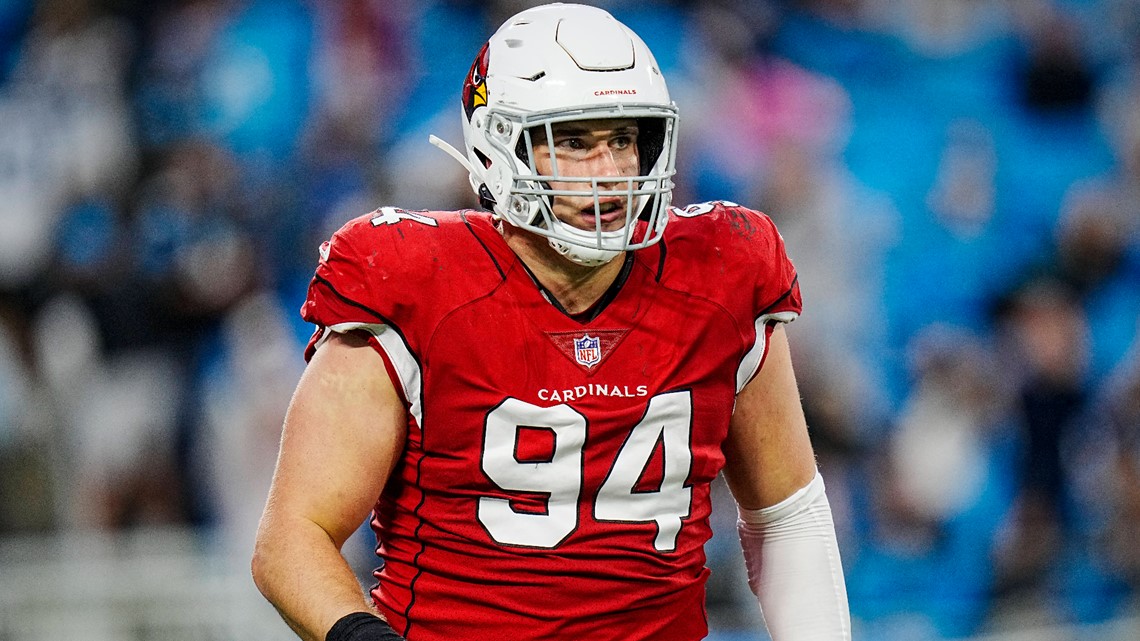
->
[589,145,633,183]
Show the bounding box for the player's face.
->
[530,118,640,233]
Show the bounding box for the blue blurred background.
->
[0,0,1138,640]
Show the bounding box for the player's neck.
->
[503,225,627,315]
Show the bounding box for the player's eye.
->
[556,137,587,151]
[611,134,635,149]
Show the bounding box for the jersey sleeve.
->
[301,219,387,361]
[668,201,802,325]
[745,208,802,324]
[724,205,802,392]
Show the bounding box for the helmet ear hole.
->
[474,148,493,169]
[514,136,530,166]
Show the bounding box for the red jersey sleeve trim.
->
[758,274,801,317]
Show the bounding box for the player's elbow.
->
[250,519,278,599]
[250,541,269,597]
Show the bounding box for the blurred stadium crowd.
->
[0,0,1138,639]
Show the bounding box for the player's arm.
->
[722,324,851,641]
[252,331,407,641]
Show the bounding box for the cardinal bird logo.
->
[463,43,490,118]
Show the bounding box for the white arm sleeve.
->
[737,471,851,641]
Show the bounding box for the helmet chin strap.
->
[546,217,627,267]
[549,238,622,267]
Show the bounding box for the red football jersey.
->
[301,202,801,641]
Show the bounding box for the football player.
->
[252,4,851,641]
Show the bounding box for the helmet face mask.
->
[449,4,679,266]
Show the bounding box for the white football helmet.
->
[430,3,679,266]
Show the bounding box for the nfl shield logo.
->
[573,334,602,368]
